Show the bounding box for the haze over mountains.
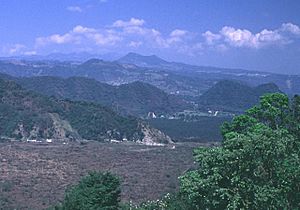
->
[0,52,296,142]
[0,52,299,97]
[2,2,300,209]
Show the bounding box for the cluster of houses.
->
[26,139,53,143]
[146,109,222,120]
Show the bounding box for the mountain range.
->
[0,52,299,143]
[12,75,190,117]
[0,52,120,62]
[0,77,171,144]
[0,53,299,97]
[0,73,190,116]
[0,71,282,116]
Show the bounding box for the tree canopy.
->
[180,93,300,209]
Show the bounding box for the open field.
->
[0,141,204,209]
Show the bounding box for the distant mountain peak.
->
[117,52,169,67]
[125,52,160,59]
[80,59,122,68]
[126,52,141,57]
[82,58,106,65]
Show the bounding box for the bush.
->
[56,171,121,210]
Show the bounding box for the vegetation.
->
[54,93,299,209]
[56,173,192,210]
[14,76,190,117]
[55,172,121,210]
[198,80,281,113]
[0,78,143,141]
[120,193,193,210]
[180,93,300,209]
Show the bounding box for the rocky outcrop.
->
[139,123,173,145]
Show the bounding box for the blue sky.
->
[1,0,300,74]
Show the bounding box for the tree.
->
[180,93,300,209]
[57,171,121,210]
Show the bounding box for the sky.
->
[1,0,300,74]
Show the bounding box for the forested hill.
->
[198,80,282,112]
[0,78,171,143]
[12,75,190,117]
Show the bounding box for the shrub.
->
[56,171,121,210]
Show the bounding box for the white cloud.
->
[166,29,190,44]
[203,24,295,49]
[35,25,122,48]
[220,26,259,48]
[32,19,300,56]
[8,44,25,55]
[202,31,221,45]
[24,51,37,56]
[112,18,145,28]
[256,29,283,43]
[67,6,83,13]
[36,33,79,46]
[73,25,97,34]
[281,23,300,35]
[112,18,170,48]
[1,44,38,56]
[34,18,193,53]
[87,32,122,46]
[170,29,188,37]
[128,41,142,48]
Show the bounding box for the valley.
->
[0,141,201,210]
[0,53,292,144]
[1,2,300,209]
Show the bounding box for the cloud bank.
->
[203,23,300,50]
[4,18,300,56]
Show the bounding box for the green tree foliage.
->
[180,93,300,209]
[57,171,121,210]
[291,95,300,139]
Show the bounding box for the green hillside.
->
[0,78,144,141]
[198,80,281,113]
[15,76,190,116]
